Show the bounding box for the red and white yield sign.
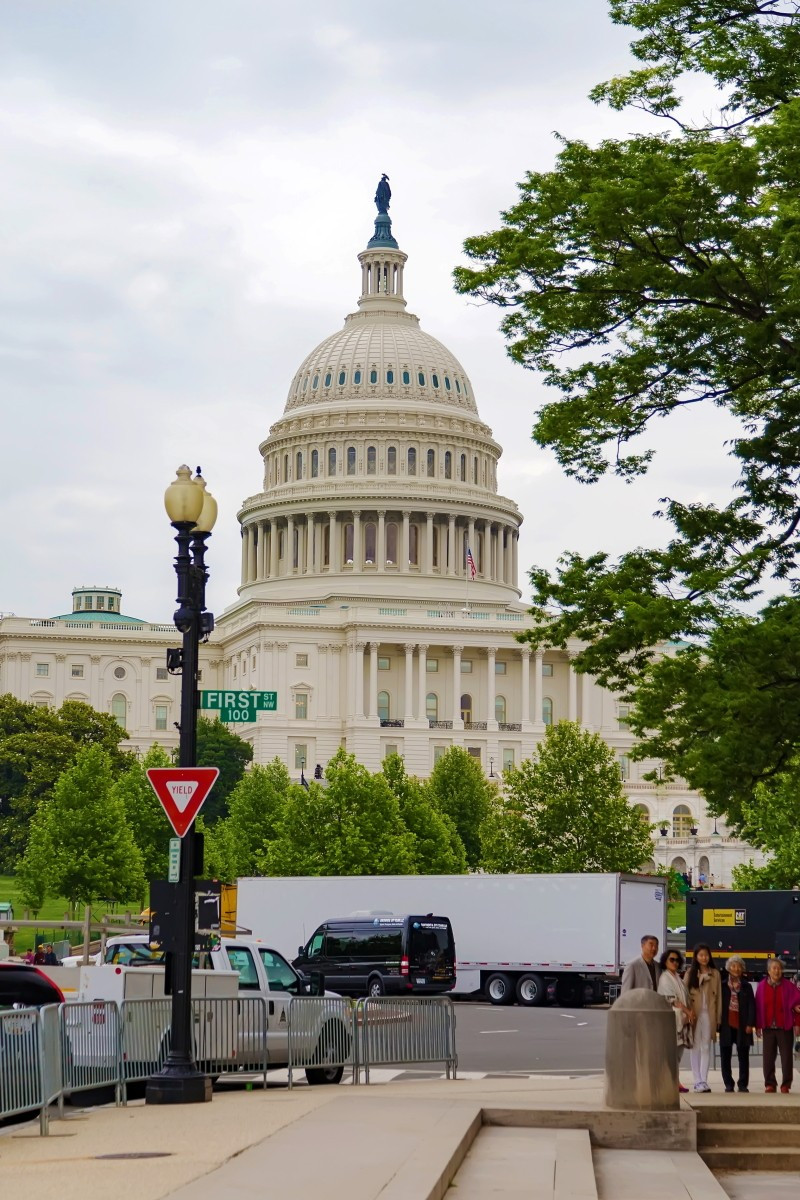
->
[146,767,220,838]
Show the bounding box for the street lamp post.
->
[489,757,494,778]
[146,465,217,1106]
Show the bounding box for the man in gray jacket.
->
[621,934,661,993]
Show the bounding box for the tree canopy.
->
[453,1,800,827]
[426,747,495,869]
[195,716,254,823]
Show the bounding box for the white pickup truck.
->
[73,934,348,1085]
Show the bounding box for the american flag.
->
[466,546,477,579]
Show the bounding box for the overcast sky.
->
[0,1,740,622]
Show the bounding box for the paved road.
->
[452,1001,607,1075]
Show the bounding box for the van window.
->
[324,929,354,957]
[350,926,403,958]
[259,948,301,994]
[307,931,324,958]
[408,920,454,966]
[225,946,260,990]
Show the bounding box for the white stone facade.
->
[0,207,766,886]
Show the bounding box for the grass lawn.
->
[668,899,686,929]
[0,875,84,954]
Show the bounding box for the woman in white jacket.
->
[658,948,694,1093]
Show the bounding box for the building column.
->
[404,643,414,721]
[521,647,532,724]
[247,524,257,582]
[417,643,428,722]
[286,515,295,574]
[447,515,456,575]
[402,510,410,573]
[369,642,379,720]
[504,527,513,583]
[581,670,593,728]
[255,521,265,580]
[305,517,314,573]
[467,518,476,568]
[277,642,288,716]
[377,511,386,572]
[452,645,463,726]
[512,530,519,588]
[425,511,434,573]
[355,641,365,717]
[270,520,279,577]
[317,644,328,718]
[486,646,497,727]
[353,510,362,569]
[328,511,338,571]
[568,655,578,721]
[240,526,248,584]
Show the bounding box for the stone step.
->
[693,1102,800,1126]
[594,1148,729,1199]
[700,1146,800,1172]
[698,1122,800,1149]
[449,1127,597,1199]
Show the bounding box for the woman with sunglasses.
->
[685,944,722,1092]
[658,949,693,1093]
[719,955,755,1093]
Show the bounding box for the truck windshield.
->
[105,942,165,966]
[258,948,302,994]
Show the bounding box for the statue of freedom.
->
[375,174,391,214]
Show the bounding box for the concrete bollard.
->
[604,987,678,1111]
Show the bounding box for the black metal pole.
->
[146,521,211,1105]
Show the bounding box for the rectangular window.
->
[467,746,481,760]
[503,747,515,771]
[426,659,439,672]
[97,596,105,609]
[294,743,308,768]
[71,664,84,678]
[618,754,631,781]
[433,745,447,764]
[495,661,507,675]
[75,597,82,609]
[378,656,391,671]
[618,704,631,728]
[155,705,168,731]
[35,662,49,677]
[384,744,398,759]
[295,653,309,667]
[542,662,554,677]
[156,667,168,680]
[461,660,473,673]
[295,693,308,719]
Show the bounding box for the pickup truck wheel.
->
[367,975,385,997]
[485,973,514,1006]
[305,1025,346,1086]
[516,973,546,1007]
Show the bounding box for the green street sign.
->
[200,690,277,723]
[168,837,181,883]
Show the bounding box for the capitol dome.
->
[236,183,522,604]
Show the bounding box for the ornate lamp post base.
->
[145,1071,213,1105]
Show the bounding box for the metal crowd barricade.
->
[61,1000,122,1105]
[40,1004,66,1124]
[286,996,355,1088]
[607,983,621,1005]
[0,1006,46,1131]
[355,996,458,1084]
[119,997,171,1097]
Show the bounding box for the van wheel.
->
[516,973,546,1007]
[367,975,385,997]
[485,973,514,1006]
[555,977,585,1008]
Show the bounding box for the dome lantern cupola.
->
[358,173,407,313]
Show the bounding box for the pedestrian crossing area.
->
[239,1068,602,1088]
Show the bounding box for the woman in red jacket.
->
[755,958,800,1093]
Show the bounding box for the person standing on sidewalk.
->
[755,958,800,1093]
[685,943,722,1093]
[719,955,755,1094]
[657,949,694,1093]
[621,934,661,993]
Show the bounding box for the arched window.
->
[418,371,425,386]
[444,451,452,479]
[292,526,299,569]
[283,453,289,481]
[673,804,693,837]
[409,524,419,566]
[473,456,478,484]
[296,451,303,480]
[407,447,417,476]
[455,379,461,393]
[338,370,346,385]
[633,803,650,825]
[427,448,435,477]
[370,368,378,384]
[432,373,439,389]
[354,369,362,384]
[347,446,356,475]
[386,369,394,384]
[444,376,451,391]
[323,523,330,566]
[426,693,438,722]
[365,522,376,564]
[311,449,319,478]
[387,446,397,475]
[402,370,410,385]
[324,371,332,387]
[111,693,127,728]
[495,695,506,724]
[378,691,391,722]
[328,447,336,476]
[432,526,439,568]
[460,693,472,723]
[367,446,376,475]
[312,374,319,389]
[386,522,398,564]
[460,453,466,481]
[344,522,354,563]
[542,697,553,726]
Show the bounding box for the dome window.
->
[418,372,425,386]
[312,375,319,389]
[387,446,397,475]
[338,370,346,385]
[354,369,362,384]
[311,449,319,478]
[402,370,410,385]
[347,446,356,476]
[303,377,308,392]
[386,369,394,384]
[432,374,439,389]
[460,453,466,481]
[407,447,417,476]
[455,379,461,393]
[296,451,303,480]
[427,449,436,477]
[444,451,452,479]
[328,448,337,476]
[370,369,378,384]
[445,376,451,390]
[324,372,332,388]
[367,446,376,475]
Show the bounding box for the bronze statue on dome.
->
[375,174,391,214]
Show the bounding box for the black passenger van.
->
[293,914,456,998]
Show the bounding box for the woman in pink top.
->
[754,958,800,1093]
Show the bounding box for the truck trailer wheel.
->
[516,973,546,1007]
[555,977,584,1008]
[485,973,514,1006]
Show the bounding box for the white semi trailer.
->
[238,872,667,1007]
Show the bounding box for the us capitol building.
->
[0,182,764,886]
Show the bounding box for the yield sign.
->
[146,767,220,838]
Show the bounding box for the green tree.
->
[452,2,800,826]
[380,754,468,874]
[112,744,173,880]
[480,723,655,873]
[728,770,800,890]
[212,760,291,879]
[426,748,494,869]
[195,716,254,823]
[263,749,416,876]
[43,744,145,910]
[15,806,53,914]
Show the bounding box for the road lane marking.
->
[560,1014,577,1019]
[577,1022,588,1026]
[479,1029,518,1034]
